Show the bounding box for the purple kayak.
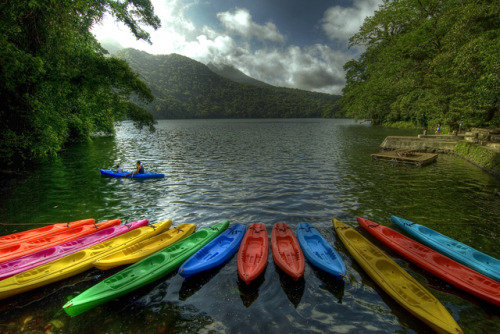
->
[0,219,149,280]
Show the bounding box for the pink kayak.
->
[0,219,149,280]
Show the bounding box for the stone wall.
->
[378,128,500,178]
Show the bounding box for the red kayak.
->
[237,223,269,284]
[0,219,120,263]
[271,222,305,280]
[357,217,500,307]
[0,219,95,246]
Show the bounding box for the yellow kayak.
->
[333,219,463,334]
[0,220,171,300]
[93,223,196,270]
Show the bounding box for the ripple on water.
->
[1,119,499,333]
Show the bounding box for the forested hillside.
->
[116,49,341,119]
[339,0,499,130]
[206,62,271,87]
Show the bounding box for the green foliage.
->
[0,0,160,167]
[116,49,341,119]
[455,142,500,176]
[339,0,500,129]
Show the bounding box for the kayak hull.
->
[63,221,229,316]
[357,217,500,307]
[179,224,246,278]
[333,219,463,334]
[0,219,119,264]
[237,223,269,284]
[0,219,122,280]
[391,215,500,282]
[0,220,165,300]
[271,222,305,280]
[296,222,346,279]
[93,221,198,270]
[100,169,164,179]
[0,218,95,246]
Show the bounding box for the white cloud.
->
[91,0,381,95]
[217,8,285,44]
[321,0,383,43]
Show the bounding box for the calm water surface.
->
[1,119,499,333]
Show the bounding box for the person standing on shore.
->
[435,122,441,135]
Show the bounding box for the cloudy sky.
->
[93,0,383,95]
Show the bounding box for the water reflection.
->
[1,119,500,333]
[238,269,267,308]
[312,266,345,303]
[178,267,221,301]
[275,266,305,307]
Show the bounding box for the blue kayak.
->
[296,222,346,279]
[100,169,164,179]
[178,224,246,278]
[391,215,500,282]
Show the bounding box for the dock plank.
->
[371,150,437,166]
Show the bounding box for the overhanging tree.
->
[0,0,160,167]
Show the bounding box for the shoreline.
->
[378,128,500,178]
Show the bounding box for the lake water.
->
[1,119,499,333]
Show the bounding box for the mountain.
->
[207,62,270,87]
[100,39,124,55]
[115,48,341,119]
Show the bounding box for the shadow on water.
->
[275,265,305,307]
[178,266,222,301]
[311,266,345,303]
[238,267,267,308]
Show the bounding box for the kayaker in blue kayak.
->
[123,161,145,177]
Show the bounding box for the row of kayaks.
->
[65,221,347,317]
[1,217,499,333]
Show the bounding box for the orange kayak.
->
[237,223,268,284]
[271,222,305,280]
[0,219,95,246]
[0,219,120,263]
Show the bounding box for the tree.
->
[339,0,500,129]
[0,0,160,167]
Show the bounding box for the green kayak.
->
[63,221,229,316]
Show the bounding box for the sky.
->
[93,0,384,95]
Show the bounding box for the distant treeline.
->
[338,0,499,130]
[116,49,341,119]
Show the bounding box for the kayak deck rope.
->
[249,226,265,233]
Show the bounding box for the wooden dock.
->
[371,149,438,166]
